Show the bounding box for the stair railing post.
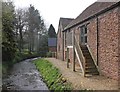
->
[83,58,85,77]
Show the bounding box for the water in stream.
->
[2,58,49,91]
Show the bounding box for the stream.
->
[2,58,49,91]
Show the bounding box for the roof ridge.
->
[60,17,74,20]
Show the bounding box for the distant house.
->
[57,17,74,60]
[48,38,57,57]
[57,1,120,80]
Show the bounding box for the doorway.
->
[80,26,87,45]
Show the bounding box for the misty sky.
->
[13,0,97,32]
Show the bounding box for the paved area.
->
[3,58,48,91]
[45,58,118,90]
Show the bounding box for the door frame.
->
[80,25,88,45]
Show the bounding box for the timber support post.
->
[67,48,69,68]
[72,30,75,71]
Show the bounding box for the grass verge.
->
[33,58,72,91]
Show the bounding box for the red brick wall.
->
[87,19,97,63]
[62,7,119,80]
[49,47,56,52]
[98,8,119,80]
[118,7,120,86]
[74,26,81,64]
[57,23,64,60]
[63,32,67,61]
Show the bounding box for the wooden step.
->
[85,68,97,73]
[85,66,96,69]
[76,44,99,76]
[85,58,94,62]
[81,46,88,50]
[85,64,95,68]
[85,62,98,67]
[82,50,89,53]
[85,69,99,75]
[84,56,92,59]
[85,71,99,75]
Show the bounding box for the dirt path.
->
[45,58,118,90]
[3,58,48,91]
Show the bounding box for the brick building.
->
[57,18,74,60]
[48,38,57,57]
[57,1,120,80]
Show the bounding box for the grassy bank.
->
[33,58,72,91]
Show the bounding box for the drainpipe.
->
[97,17,99,66]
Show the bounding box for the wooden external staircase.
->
[74,36,99,76]
[81,45,99,75]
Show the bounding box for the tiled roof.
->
[64,2,119,30]
[48,38,57,46]
[59,17,74,29]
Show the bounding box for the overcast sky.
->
[13,0,97,32]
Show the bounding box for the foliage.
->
[38,34,48,56]
[14,8,28,52]
[27,5,47,52]
[2,2,17,61]
[13,51,40,63]
[48,24,57,38]
[2,50,40,77]
[14,5,48,54]
[46,51,52,57]
[33,59,72,91]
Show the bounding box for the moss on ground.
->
[33,58,72,91]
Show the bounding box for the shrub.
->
[46,51,52,57]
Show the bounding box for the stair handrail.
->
[86,45,99,72]
[74,35,86,76]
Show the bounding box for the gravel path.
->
[3,58,49,91]
[45,58,118,90]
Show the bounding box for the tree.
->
[15,8,28,52]
[48,24,56,38]
[13,4,48,56]
[38,30,48,56]
[2,2,16,61]
[27,5,47,53]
